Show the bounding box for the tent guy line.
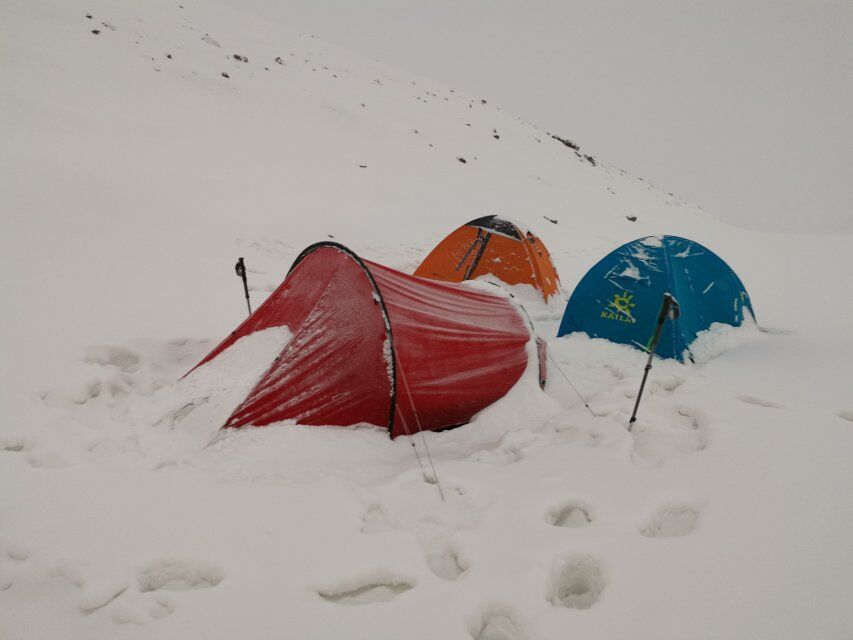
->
[398,360,446,501]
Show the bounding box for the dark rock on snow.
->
[550,134,580,151]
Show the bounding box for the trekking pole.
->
[628,293,679,431]
[234,257,252,316]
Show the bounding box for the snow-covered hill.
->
[1,1,852,638]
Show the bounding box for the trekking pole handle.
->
[235,257,252,316]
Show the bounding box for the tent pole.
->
[628,293,679,431]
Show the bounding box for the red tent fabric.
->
[187,242,537,438]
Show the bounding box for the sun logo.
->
[613,292,635,315]
[601,291,637,323]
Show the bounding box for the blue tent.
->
[558,236,754,360]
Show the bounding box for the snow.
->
[616,263,642,281]
[382,337,394,392]
[686,318,764,365]
[640,235,664,248]
[1,0,852,638]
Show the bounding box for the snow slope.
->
[1,0,852,638]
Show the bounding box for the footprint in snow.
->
[472,430,537,466]
[110,593,175,625]
[0,545,29,591]
[652,373,686,394]
[84,344,141,372]
[137,558,225,592]
[835,410,853,423]
[546,500,593,528]
[603,361,629,381]
[0,436,31,453]
[735,394,785,409]
[79,579,129,613]
[27,450,74,469]
[316,573,414,605]
[631,405,706,465]
[107,559,222,624]
[419,532,468,581]
[5,544,30,562]
[641,503,700,538]
[360,502,397,534]
[41,377,103,407]
[548,554,606,609]
[468,604,527,640]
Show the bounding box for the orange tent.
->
[414,216,561,300]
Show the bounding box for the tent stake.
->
[628,293,679,431]
[235,257,252,316]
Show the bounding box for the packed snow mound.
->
[2,0,853,639]
[687,318,764,364]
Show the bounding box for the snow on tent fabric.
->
[414,215,561,301]
[187,242,535,438]
[557,235,754,360]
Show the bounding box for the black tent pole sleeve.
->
[455,228,483,272]
[464,232,492,280]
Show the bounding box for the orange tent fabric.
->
[414,216,561,300]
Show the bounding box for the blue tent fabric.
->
[558,236,754,360]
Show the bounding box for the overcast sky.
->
[233,0,852,233]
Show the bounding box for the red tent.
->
[187,242,540,438]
